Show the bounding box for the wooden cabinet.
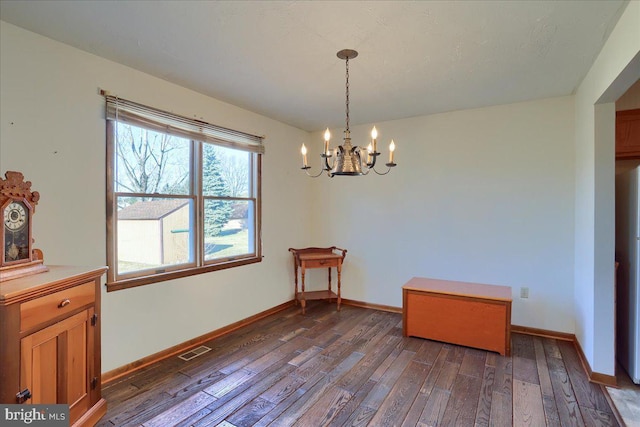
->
[0,266,107,426]
[616,109,640,159]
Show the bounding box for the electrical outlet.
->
[520,287,529,299]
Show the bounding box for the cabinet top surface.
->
[0,265,107,304]
[402,277,512,301]
[298,253,344,261]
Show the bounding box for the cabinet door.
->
[20,308,92,424]
[616,109,640,159]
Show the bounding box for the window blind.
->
[105,95,264,154]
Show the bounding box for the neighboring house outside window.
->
[117,199,190,267]
[104,95,263,291]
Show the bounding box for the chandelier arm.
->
[371,162,397,175]
[301,166,326,178]
[371,167,393,176]
[365,152,379,170]
[322,154,333,172]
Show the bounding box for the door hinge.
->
[91,313,98,326]
[91,377,98,390]
[16,388,31,403]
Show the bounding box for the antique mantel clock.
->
[0,171,48,281]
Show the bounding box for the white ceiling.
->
[0,0,627,131]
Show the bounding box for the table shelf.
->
[296,290,338,301]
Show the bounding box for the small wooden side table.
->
[289,247,347,314]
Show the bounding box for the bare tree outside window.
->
[115,123,190,208]
[219,151,249,197]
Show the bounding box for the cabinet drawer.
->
[20,282,95,332]
[302,259,340,269]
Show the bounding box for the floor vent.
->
[178,345,212,361]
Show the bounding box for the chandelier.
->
[301,49,397,177]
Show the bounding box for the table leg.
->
[327,267,332,303]
[293,259,299,306]
[300,265,306,314]
[337,261,342,311]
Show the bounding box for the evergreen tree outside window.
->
[104,95,263,291]
[203,143,232,237]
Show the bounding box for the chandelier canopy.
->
[301,49,397,177]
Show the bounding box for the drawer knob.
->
[58,299,71,308]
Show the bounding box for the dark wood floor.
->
[97,302,619,426]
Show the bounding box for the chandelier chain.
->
[345,56,350,132]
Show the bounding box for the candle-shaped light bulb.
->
[371,126,378,152]
[301,144,308,167]
[323,128,331,156]
[389,140,396,163]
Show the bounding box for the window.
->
[104,96,263,291]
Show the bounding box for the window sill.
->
[105,257,262,292]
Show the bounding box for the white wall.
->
[0,21,312,372]
[307,96,576,333]
[574,1,640,377]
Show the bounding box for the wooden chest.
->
[402,277,512,356]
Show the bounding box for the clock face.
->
[4,201,27,231]
[4,200,30,262]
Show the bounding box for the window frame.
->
[104,97,263,292]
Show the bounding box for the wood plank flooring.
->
[97,302,620,426]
